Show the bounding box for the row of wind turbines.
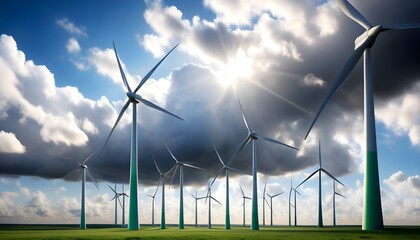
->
[62,0,420,231]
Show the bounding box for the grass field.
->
[1,225,419,240]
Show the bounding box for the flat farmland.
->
[1,225,419,240]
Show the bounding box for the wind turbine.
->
[165,140,204,229]
[204,181,222,229]
[288,179,301,227]
[227,92,299,230]
[102,42,182,230]
[109,183,122,227]
[63,148,99,230]
[239,185,251,227]
[153,155,174,229]
[147,186,158,227]
[267,191,283,226]
[120,184,129,228]
[210,144,244,230]
[296,140,344,228]
[304,0,420,230]
[190,190,206,227]
[262,182,268,227]
[332,180,346,227]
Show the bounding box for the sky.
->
[0,0,419,226]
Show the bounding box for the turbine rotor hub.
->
[367,25,382,48]
[250,131,258,139]
[126,92,140,103]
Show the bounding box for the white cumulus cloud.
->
[0,130,26,154]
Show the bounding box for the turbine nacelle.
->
[250,131,258,139]
[126,92,141,103]
[79,164,87,169]
[354,25,382,50]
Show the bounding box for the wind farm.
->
[1,0,420,239]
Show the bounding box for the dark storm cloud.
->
[1,0,420,188]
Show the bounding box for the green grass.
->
[0,225,419,240]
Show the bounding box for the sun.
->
[216,50,253,88]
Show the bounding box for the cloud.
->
[56,18,87,37]
[0,130,26,154]
[65,37,81,54]
[301,73,326,87]
[27,191,54,218]
[376,83,420,146]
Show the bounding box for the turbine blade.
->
[137,97,183,121]
[62,166,80,180]
[318,139,322,168]
[103,100,130,149]
[183,163,204,171]
[212,144,226,167]
[383,23,420,31]
[264,198,271,209]
[133,43,179,93]
[162,139,178,163]
[169,164,179,188]
[86,169,99,190]
[336,0,371,30]
[263,182,267,195]
[212,196,222,205]
[245,197,251,200]
[304,37,369,140]
[117,197,123,209]
[152,156,162,175]
[113,42,132,93]
[240,185,245,197]
[235,90,252,132]
[320,168,345,186]
[210,167,224,186]
[256,133,299,151]
[226,136,252,167]
[296,169,319,189]
[294,189,302,196]
[273,192,284,198]
[108,185,117,194]
[354,31,369,50]
[81,145,100,165]
[335,192,346,198]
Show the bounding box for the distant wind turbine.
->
[103,42,182,230]
[288,179,301,227]
[147,186,158,227]
[227,92,299,230]
[267,191,283,226]
[262,182,267,226]
[165,140,204,229]
[109,182,122,227]
[304,0,420,230]
[153,155,174,229]
[332,180,346,227]
[190,190,206,227]
[210,144,244,230]
[204,181,222,229]
[63,148,99,230]
[239,185,251,227]
[120,184,129,228]
[296,140,344,228]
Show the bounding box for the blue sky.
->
[0,0,419,226]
